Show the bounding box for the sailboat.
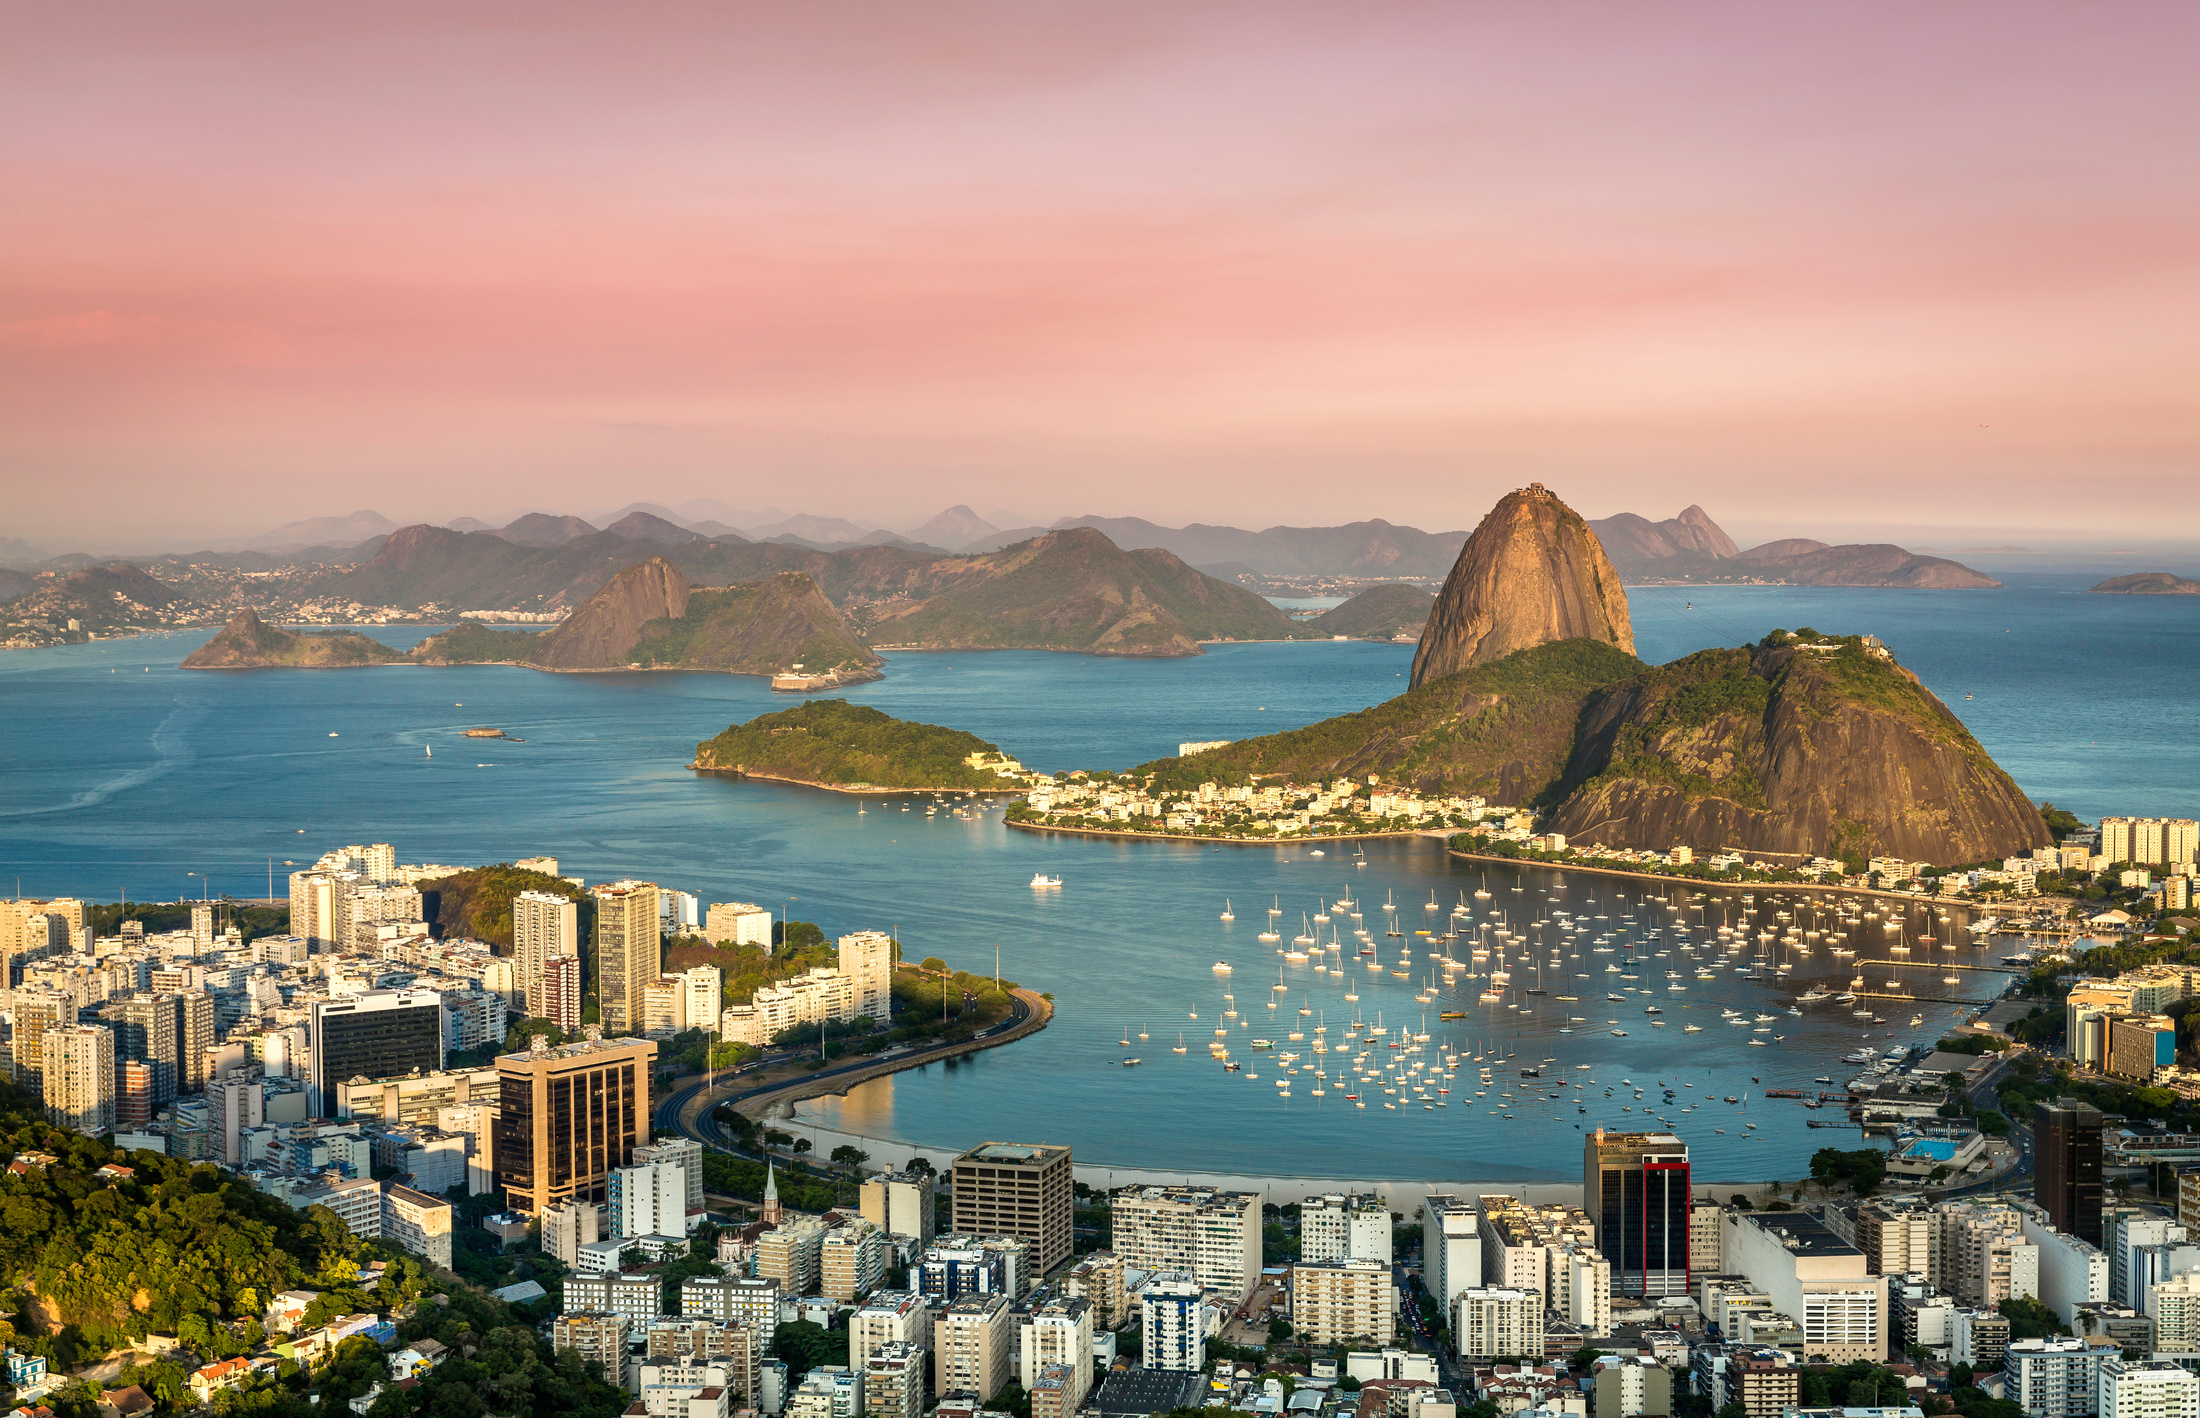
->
[1220,899,1234,922]
[424,744,431,757]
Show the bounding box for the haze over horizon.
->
[6,2,2197,550]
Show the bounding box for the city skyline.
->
[6,3,2196,548]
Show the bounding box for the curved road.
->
[653,986,1045,1150]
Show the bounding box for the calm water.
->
[2,568,2192,1180]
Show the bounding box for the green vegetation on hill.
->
[694,699,1026,790]
[0,1082,629,1418]
[626,577,879,675]
[410,619,544,663]
[181,610,407,669]
[1573,647,1773,809]
[1308,583,1435,640]
[1136,638,1645,799]
[417,865,592,952]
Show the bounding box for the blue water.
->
[2,572,2192,1180]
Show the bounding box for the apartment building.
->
[566,1271,665,1320]
[1722,1210,1888,1361]
[593,880,662,1036]
[682,1276,780,1352]
[554,1313,631,1389]
[2005,1337,2107,1418]
[1855,1201,1943,1283]
[757,1218,827,1296]
[1453,1288,1544,1361]
[936,1294,1015,1403]
[821,1223,888,1303]
[1292,1259,1395,1347]
[1303,1193,1394,1265]
[1061,1252,1128,1330]
[849,1291,930,1373]
[860,1170,938,1245]
[1424,1195,1486,1310]
[864,1343,926,1418]
[2098,1358,2200,1418]
[1110,1186,1261,1301]
[1019,1298,1094,1416]
[1482,1194,1613,1334]
[1143,1272,1205,1372]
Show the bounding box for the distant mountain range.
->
[1587,505,2000,588]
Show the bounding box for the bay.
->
[1,568,2192,1181]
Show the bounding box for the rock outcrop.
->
[1410,484,1634,687]
[630,572,882,679]
[182,608,404,669]
[1590,505,1739,564]
[531,556,690,668]
[1544,637,2050,865]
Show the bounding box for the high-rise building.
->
[861,1170,938,1245]
[513,890,579,1021]
[1723,1210,1889,1361]
[681,966,722,1035]
[1018,1298,1093,1415]
[822,1223,889,1303]
[1142,1272,1205,1372]
[935,1294,1014,1403]
[310,990,445,1114]
[1060,1252,1127,1329]
[2099,1359,2200,1418]
[43,1024,116,1135]
[864,1342,926,1418]
[1302,1193,1394,1265]
[8,988,72,1097]
[543,1199,601,1266]
[1453,1287,1544,1360]
[2108,1016,2178,1083]
[495,1033,656,1213]
[554,1313,631,1389]
[757,1219,827,1295]
[289,872,339,948]
[635,1137,705,1225]
[681,1276,780,1353]
[208,1074,265,1164]
[179,990,217,1092]
[1110,1185,1261,1301]
[610,1156,694,1239]
[593,880,662,1036]
[837,931,894,1022]
[541,953,584,1033]
[849,1291,931,1373]
[2039,1098,2106,1247]
[2006,1337,2107,1418]
[1291,1259,1395,1346]
[1423,1194,1485,1309]
[190,903,214,949]
[1855,1200,1941,1281]
[1585,1128,1692,1297]
[102,991,183,1106]
[117,1059,155,1130]
[951,1142,1074,1275]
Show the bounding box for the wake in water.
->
[0,698,207,818]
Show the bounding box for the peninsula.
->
[2089,572,2200,595]
[179,607,407,668]
[693,699,1042,793]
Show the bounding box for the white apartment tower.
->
[1142,1272,1205,1372]
[1303,1193,1394,1265]
[2099,1359,2200,1418]
[837,931,894,1022]
[1454,1287,1544,1360]
[513,891,579,1021]
[43,1025,115,1135]
[1423,1194,1484,1309]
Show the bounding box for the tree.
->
[792,1138,813,1155]
[1339,1377,1362,1393]
[904,1156,935,1177]
[829,1145,870,1169]
[1717,1403,1751,1418]
[1267,1317,1293,1343]
[1999,1295,2065,1341]
[1729,1193,1754,1210]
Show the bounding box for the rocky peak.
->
[1668,504,1739,558]
[1409,484,1635,687]
[531,556,691,669]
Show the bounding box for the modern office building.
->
[1142,1272,1205,1371]
[592,880,662,1036]
[2107,1017,2178,1083]
[513,890,579,1021]
[1585,1129,1693,1298]
[310,990,446,1115]
[1110,1185,1261,1301]
[495,1033,655,1213]
[1291,1259,1395,1346]
[42,1024,115,1135]
[2039,1098,2106,1247]
[1302,1193,1394,1265]
[860,1170,937,1245]
[951,1142,1074,1275]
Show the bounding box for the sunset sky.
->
[5,2,2196,549]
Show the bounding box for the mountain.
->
[1411,484,1634,688]
[1590,505,2000,588]
[530,556,691,668]
[866,527,1299,656]
[601,510,705,544]
[1544,634,2050,864]
[180,608,406,668]
[2091,572,2200,595]
[694,699,1018,790]
[0,568,31,603]
[1050,516,1470,577]
[223,509,400,552]
[447,517,496,532]
[629,572,882,678]
[905,506,999,548]
[1307,583,1436,641]
[1589,505,1739,563]
[413,558,878,678]
[1739,543,2002,588]
[493,513,598,547]
[743,513,877,544]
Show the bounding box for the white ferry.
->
[1029,874,1063,888]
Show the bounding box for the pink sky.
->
[5,1,2196,548]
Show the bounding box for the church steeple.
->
[762,1160,783,1225]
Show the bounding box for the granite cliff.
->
[181,608,405,668]
[529,555,690,668]
[1410,484,1634,687]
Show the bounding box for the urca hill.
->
[1148,485,2049,866]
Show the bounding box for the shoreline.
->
[1444,847,2019,912]
[1005,818,1445,848]
[689,765,1026,797]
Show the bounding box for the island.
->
[2089,572,2200,595]
[692,699,1043,793]
[179,608,407,668]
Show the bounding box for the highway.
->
[653,985,1045,1150]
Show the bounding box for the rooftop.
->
[1740,1211,1864,1259]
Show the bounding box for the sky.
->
[4,1,2197,551]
